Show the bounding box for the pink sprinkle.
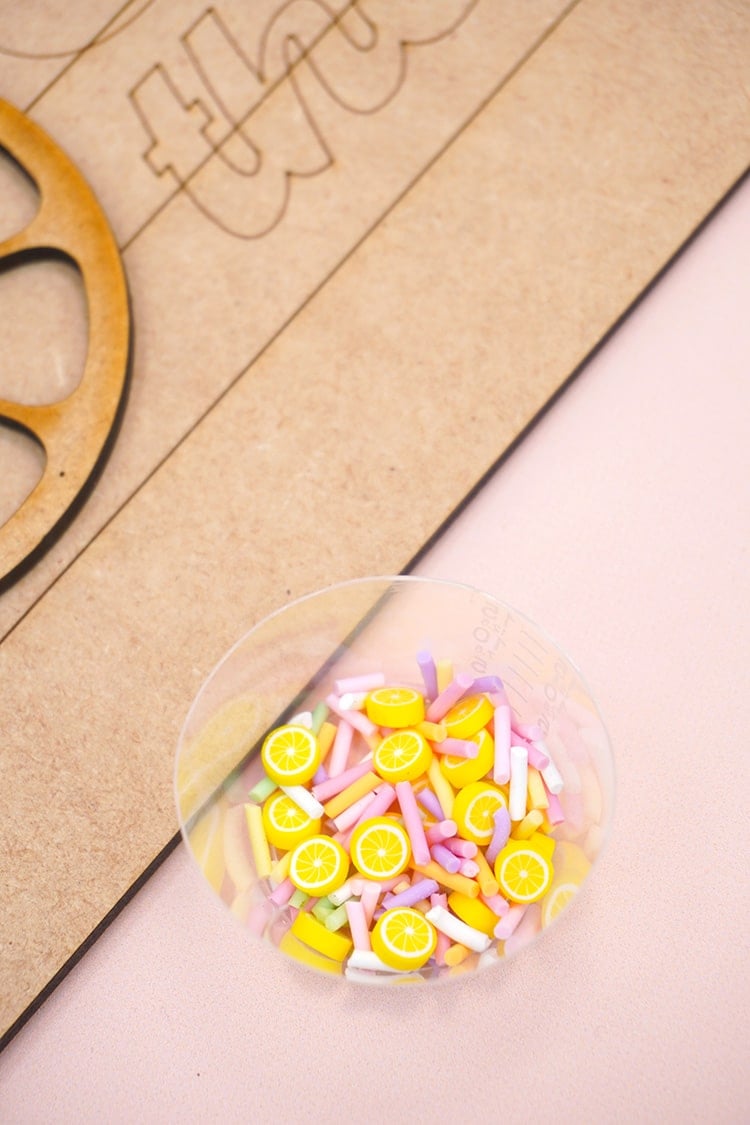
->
[424,820,458,845]
[268,878,296,906]
[350,784,397,829]
[345,899,371,950]
[444,837,477,859]
[485,806,511,864]
[504,903,541,956]
[459,859,479,878]
[246,900,273,936]
[326,694,377,738]
[416,787,445,820]
[493,705,511,785]
[480,893,510,917]
[426,673,474,722]
[432,738,479,759]
[527,741,550,771]
[434,931,451,966]
[430,892,450,965]
[513,721,542,742]
[349,877,365,896]
[416,650,438,699]
[332,826,355,852]
[395,781,431,866]
[494,904,527,940]
[333,791,376,832]
[382,878,439,910]
[431,886,449,967]
[334,672,385,695]
[312,756,372,802]
[360,881,381,925]
[430,843,460,873]
[545,789,565,824]
[326,720,354,778]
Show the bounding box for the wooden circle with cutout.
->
[0,98,131,589]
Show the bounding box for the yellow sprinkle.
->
[428,758,455,820]
[444,942,471,967]
[527,767,549,810]
[245,802,272,878]
[269,849,292,886]
[317,721,337,762]
[411,860,479,898]
[511,809,545,840]
[323,771,380,819]
[417,720,448,742]
[436,659,454,693]
[471,847,500,897]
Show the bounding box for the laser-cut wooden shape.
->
[0,98,131,588]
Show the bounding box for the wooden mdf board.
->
[1,0,749,1042]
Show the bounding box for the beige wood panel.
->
[0,0,572,632]
[1,0,749,1040]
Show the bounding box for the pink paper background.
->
[1,176,748,1121]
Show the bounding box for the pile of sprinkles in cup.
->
[239,651,592,976]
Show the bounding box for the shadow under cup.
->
[174,576,614,982]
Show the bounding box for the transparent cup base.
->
[174,576,614,984]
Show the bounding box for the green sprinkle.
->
[311,702,329,735]
[248,775,277,803]
[312,897,336,924]
[289,889,309,909]
[324,904,350,932]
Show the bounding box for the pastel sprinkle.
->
[485,806,511,864]
[426,905,492,953]
[334,672,385,695]
[382,878,439,910]
[416,650,438,699]
[426,673,474,722]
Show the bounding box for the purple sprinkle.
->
[382,878,439,910]
[416,649,438,700]
[416,787,445,820]
[430,844,461,873]
[472,675,504,694]
[485,807,511,864]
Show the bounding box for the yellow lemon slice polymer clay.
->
[442,694,494,739]
[452,781,507,845]
[495,839,553,904]
[365,686,425,729]
[371,907,437,971]
[278,929,344,974]
[262,791,321,851]
[446,890,499,937]
[374,729,432,782]
[438,728,494,789]
[349,816,411,880]
[288,835,349,897]
[553,840,591,884]
[261,724,321,785]
[541,881,579,928]
[290,911,353,963]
